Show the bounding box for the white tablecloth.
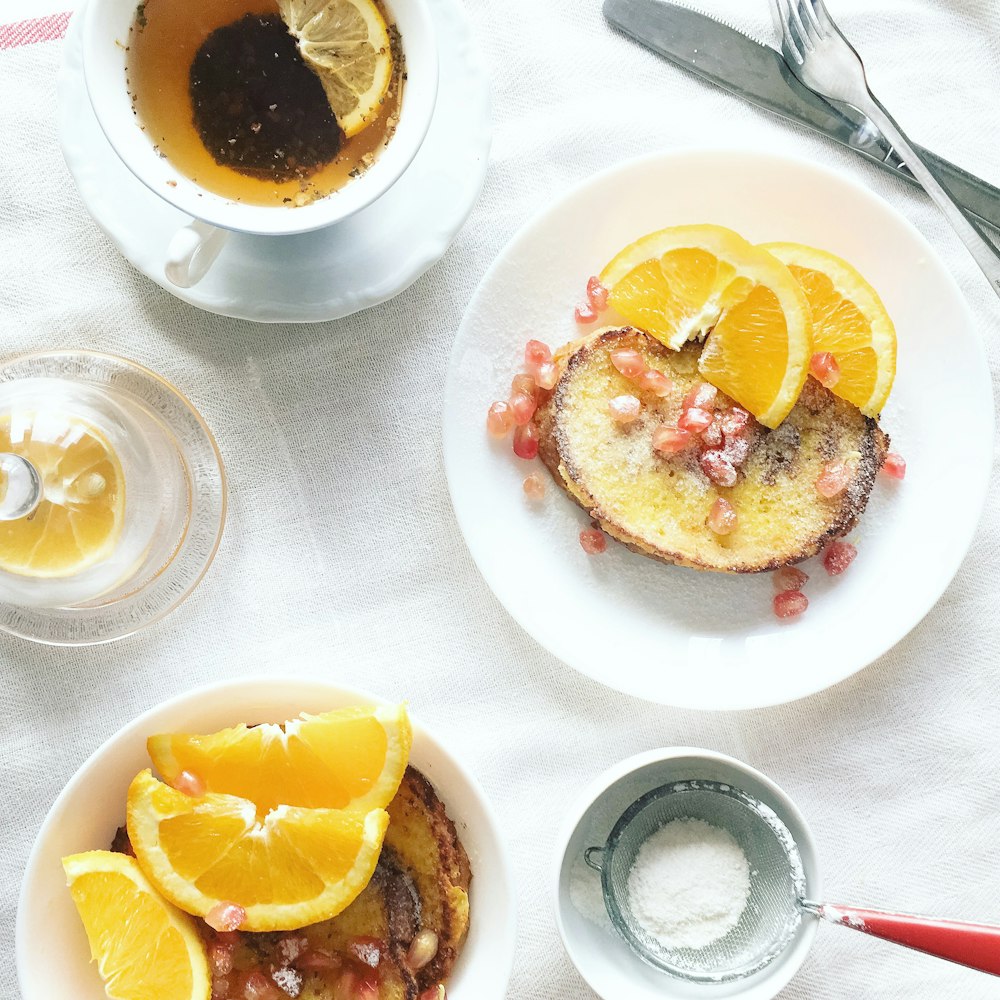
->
[2,1,1000,997]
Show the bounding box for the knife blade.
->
[603,0,1000,230]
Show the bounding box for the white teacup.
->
[81,0,438,287]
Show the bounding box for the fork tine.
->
[791,0,817,47]
[806,0,837,31]
[770,0,804,63]
[799,0,824,34]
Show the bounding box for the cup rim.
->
[79,0,439,235]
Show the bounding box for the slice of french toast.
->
[536,327,888,573]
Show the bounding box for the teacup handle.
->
[164,220,229,288]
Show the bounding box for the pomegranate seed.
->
[277,936,308,965]
[773,566,809,592]
[721,434,751,467]
[418,988,447,1000]
[608,394,641,424]
[815,461,852,498]
[682,382,718,411]
[296,949,342,972]
[720,406,751,437]
[610,348,647,379]
[706,497,738,535]
[209,940,235,976]
[810,351,841,388]
[823,540,857,576]
[575,303,598,323]
[635,368,673,396]
[652,425,692,454]
[214,931,242,946]
[347,937,384,969]
[404,929,439,973]
[243,972,281,1000]
[773,591,809,619]
[508,391,536,426]
[700,450,737,487]
[510,373,537,399]
[512,422,539,460]
[206,902,246,933]
[173,770,206,797]
[579,528,607,554]
[271,967,304,998]
[524,339,552,368]
[335,967,379,1000]
[882,452,906,480]
[534,361,559,391]
[486,401,513,438]
[522,473,546,500]
[702,415,724,447]
[678,406,713,433]
[212,976,231,1000]
[586,276,609,311]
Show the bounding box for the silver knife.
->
[603,0,1000,230]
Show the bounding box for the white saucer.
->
[444,149,994,710]
[57,0,491,323]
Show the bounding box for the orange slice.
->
[0,413,124,577]
[147,704,411,816]
[127,770,389,932]
[600,225,813,427]
[63,850,210,1000]
[762,242,896,416]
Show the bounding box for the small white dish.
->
[16,677,516,1000]
[443,148,993,709]
[58,0,490,321]
[553,748,820,1000]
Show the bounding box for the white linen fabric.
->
[2,1,1000,998]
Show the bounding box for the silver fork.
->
[771,0,1000,298]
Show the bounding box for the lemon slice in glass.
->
[277,0,394,138]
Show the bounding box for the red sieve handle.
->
[813,902,1000,976]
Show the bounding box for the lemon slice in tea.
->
[277,0,394,138]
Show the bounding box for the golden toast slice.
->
[536,327,888,573]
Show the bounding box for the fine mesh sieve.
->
[584,779,807,983]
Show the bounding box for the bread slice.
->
[536,327,888,573]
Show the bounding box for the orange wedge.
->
[63,850,210,1000]
[126,769,389,931]
[147,703,411,816]
[600,225,813,427]
[762,242,896,416]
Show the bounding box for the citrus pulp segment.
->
[147,703,412,815]
[126,769,390,931]
[762,241,897,416]
[276,0,393,138]
[62,850,210,1000]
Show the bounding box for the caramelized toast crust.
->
[537,327,888,573]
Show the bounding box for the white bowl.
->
[16,677,516,1000]
[553,748,821,1000]
[81,0,438,236]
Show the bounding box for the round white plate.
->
[17,677,516,1000]
[444,149,993,710]
[57,0,491,323]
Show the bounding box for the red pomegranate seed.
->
[276,936,308,965]
[512,422,539,460]
[510,373,537,399]
[586,276,609,311]
[173,769,206,797]
[706,497,738,535]
[296,949,342,972]
[608,394,641,424]
[418,988,447,1000]
[206,902,246,933]
[678,406,713,433]
[652,424,692,454]
[209,940,235,977]
[522,473,546,499]
[243,972,281,1000]
[575,303,598,323]
[682,382,718,411]
[579,528,607,554]
[773,590,809,619]
[773,566,809,592]
[335,967,379,1000]
[700,450,737,487]
[720,406,751,437]
[815,461,852,498]
[271,967,303,998]
[635,369,673,396]
[610,348,647,379]
[533,362,558,391]
[508,391,536,426]
[702,415,724,448]
[524,339,552,368]
[347,937,384,969]
[810,351,841,388]
[882,452,906,480]
[721,434,751,467]
[823,540,857,576]
[486,401,513,438]
[212,976,231,1000]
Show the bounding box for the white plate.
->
[57,0,491,323]
[16,677,516,1000]
[443,149,993,710]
